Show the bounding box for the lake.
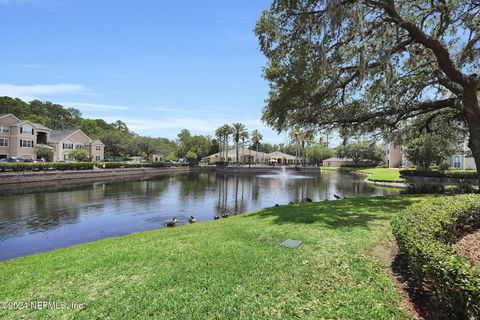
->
[0,170,399,260]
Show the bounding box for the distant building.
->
[0,113,104,161]
[384,142,475,169]
[203,149,297,165]
[322,157,375,167]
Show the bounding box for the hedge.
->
[392,195,480,319]
[0,162,190,172]
[400,169,479,180]
[0,162,95,172]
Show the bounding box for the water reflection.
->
[0,171,398,260]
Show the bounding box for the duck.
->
[214,215,220,220]
[305,198,313,202]
[274,204,279,207]
[188,216,196,223]
[166,217,177,227]
[288,201,295,205]
[334,194,342,200]
[221,213,229,218]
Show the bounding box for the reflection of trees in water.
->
[216,174,253,214]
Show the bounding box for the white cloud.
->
[60,102,128,111]
[0,83,86,101]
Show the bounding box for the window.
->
[0,126,9,134]
[20,139,33,148]
[95,156,101,161]
[63,143,74,150]
[453,155,461,168]
[75,144,84,149]
[96,145,101,151]
[20,126,34,135]
[0,138,8,147]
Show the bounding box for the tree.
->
[176,129,213,164]
[250,130,263,154]
[231,123,247,165]
[135,136,158,162]
[404,133,458,170]
[256,0,480,185]
[336,141,383,166]
[307,143,334,166]
[34,145,53,162]
[68,149,90,162]
[99,131,124,161]
[216,125,231,162]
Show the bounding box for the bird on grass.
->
[274,204,279,207]
[305,198,313,202]
[334,194,342,200]
[221,213,229,218]
[214,215,220,220]
[288,201,295,205]
[166,217,177,227]
[188,216,196,223]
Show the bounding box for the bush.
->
[401,169,479,180]
[438,162,451,171]
[392,195,480,319]
[0,162,95,172]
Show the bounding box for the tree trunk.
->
[462,86,480,189]
[236,140,239,166]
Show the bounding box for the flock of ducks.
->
[166,194,346,227]
[166,213,229,227]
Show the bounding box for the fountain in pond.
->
[257,166,314,179]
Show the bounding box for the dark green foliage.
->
[401,170,479,180]
[392,195,480,319]
[0,162,95,172]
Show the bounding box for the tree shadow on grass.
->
[250,196,415,230]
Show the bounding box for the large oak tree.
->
[255,0,480,181]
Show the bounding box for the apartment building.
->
[0,114,104,161]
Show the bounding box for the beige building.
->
[0,114,104,161]
[384,142,475,169]
[203,149,297,165]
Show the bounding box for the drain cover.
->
[280,239,303,248]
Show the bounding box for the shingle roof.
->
[32,122,50,130]
[49,130,78,141]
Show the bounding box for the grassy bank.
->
[321,167,405,183]
[0,196,420,319]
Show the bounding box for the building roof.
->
[49,130,79,141]
[267,151,296,159]
[32,122,51,131]
[323,157,353,162]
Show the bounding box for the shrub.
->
[439,162,451,171]
[0,162,95,172]
[401,169,479,180]
[392,195,480,319]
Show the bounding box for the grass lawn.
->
[357,168,405,183]
[321,167,405,183]
[0,196,420,319]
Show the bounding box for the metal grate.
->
[280,239,303,248]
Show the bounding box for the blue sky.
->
[0,0,292,143]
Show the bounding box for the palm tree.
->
[289,128,301,166]
[231,123,247,165]
[215,124,232,163]
[240,131,249,163]
[251,130,263,154]
[300,130,316,166]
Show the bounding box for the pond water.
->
[0,171,399,261]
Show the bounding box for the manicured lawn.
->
[0,196,419,319]
[321,167,405,183]
[357,168,405,183]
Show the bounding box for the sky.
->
[0,0,292,143]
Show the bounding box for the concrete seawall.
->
[0,165,321,190]
[0,166,215,186]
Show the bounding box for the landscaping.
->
[0,162,189,172]
[0,196,419,319]
[321,167,405,183]
[392,194,480,318]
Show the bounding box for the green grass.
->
[357,168,405,183]
[321,167,405,183]
[0,196,420,319]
